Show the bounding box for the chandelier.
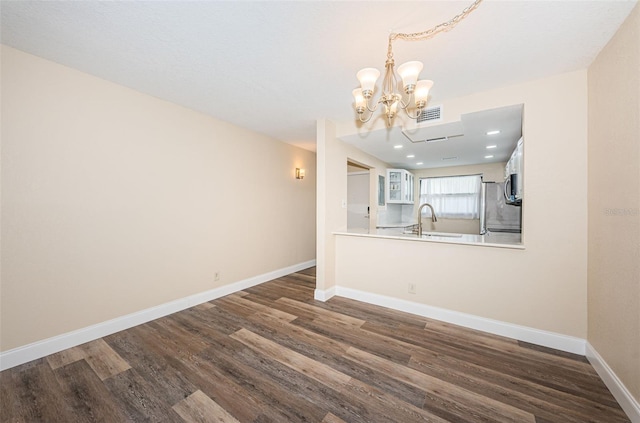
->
[352,0,483,127]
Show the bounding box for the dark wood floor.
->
[1,267,630,422]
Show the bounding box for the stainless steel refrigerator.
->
[480,181,521,234]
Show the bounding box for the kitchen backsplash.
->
[377,204,416,227]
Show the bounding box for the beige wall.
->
[588,3,640,402]
[316,119,390,291]
[325,69,588,338]
[0,46,316,351]
[412,162,506,234]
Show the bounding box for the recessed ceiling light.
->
[485,155,494,159]
[406,154,415,158]
[486,130,501,135]
[394,145,403,149]
[486,145,497,149]
[416,162,423,165]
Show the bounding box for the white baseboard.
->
[314,285,585,355]
[314,286,336,301]
[586,342,640,423]
[0,260,316,371]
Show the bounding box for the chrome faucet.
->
[417,203,438,236]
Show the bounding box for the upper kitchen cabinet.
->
[386,169,414,204]
[504,137,523,206]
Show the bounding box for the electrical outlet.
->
[214,271,220,281]
[408,283,416,294]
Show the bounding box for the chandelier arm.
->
[396,93,413,111]
[357,110,375,124]
[365,98,382,113]
[403,108,424,120]
[357,100,382,122]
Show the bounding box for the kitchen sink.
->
[401,230,464,238]
[420,232,463,238]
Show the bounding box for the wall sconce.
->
[295,168,305,180]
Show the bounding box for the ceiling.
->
[1,1,636,153]
[339,104,523,170]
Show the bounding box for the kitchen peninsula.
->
[334,227,523,249]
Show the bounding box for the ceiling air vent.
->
[417,105,442,123]
[426,136,448,143]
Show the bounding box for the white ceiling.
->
[340,104,523,170]
[1,1,636,153]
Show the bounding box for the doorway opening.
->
[347,161,370,230]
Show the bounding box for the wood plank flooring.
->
[0,267,630,422]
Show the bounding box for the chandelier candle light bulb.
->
[351,0,483,127]
[356,68,380,98]
[414,80,433,108]
[397,61,423,93]
[352,88,365,113]
[386,101,399,122]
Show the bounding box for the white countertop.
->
[375,222,417,229]
[334,228,523,249]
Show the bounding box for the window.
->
[419,175,482,219]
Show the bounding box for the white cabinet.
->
[504,137,523,205]
[504,137,523,181]
[386,169,414,204]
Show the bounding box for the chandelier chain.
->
[386,0,483,59]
